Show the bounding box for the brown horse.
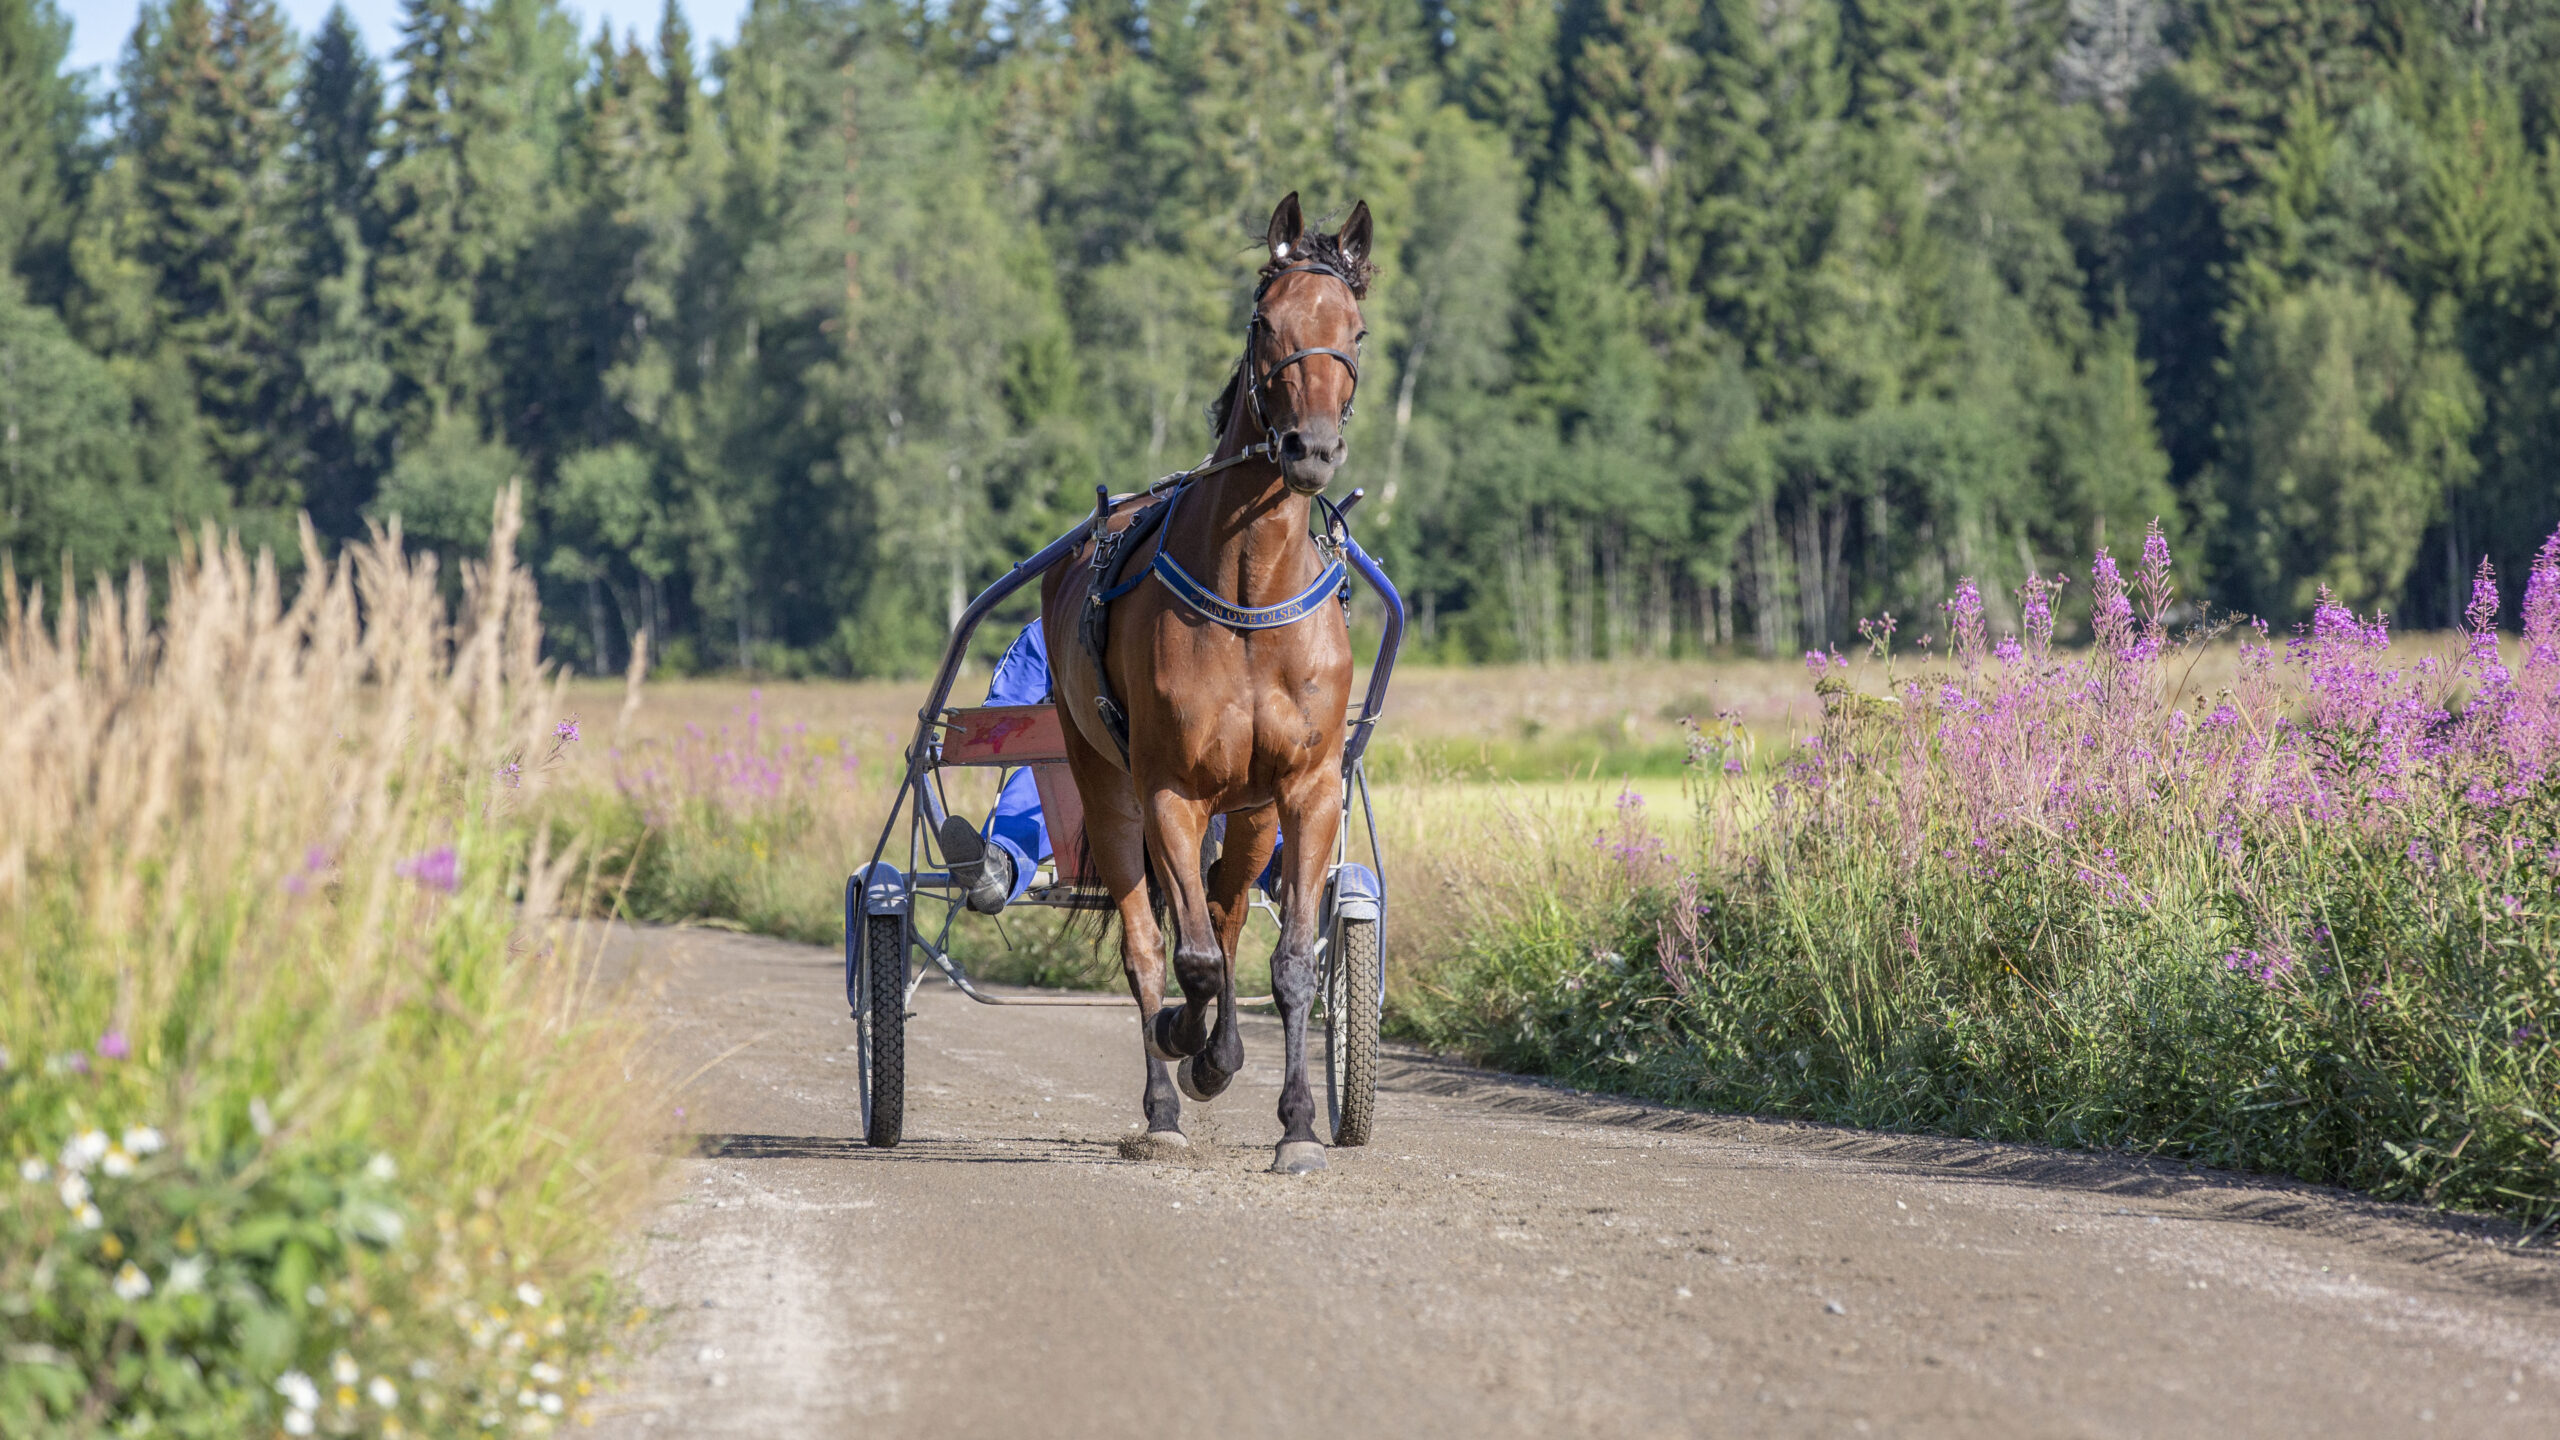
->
[1042,193,1372,1174]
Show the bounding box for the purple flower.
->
[95,1031,129,1061]
[556,718,582,744]
[2091,548,2135,659]
[396,846,460,894]
[2221,950,2294,987]
[1943,579,1987,670]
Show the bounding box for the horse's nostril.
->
[1280,431,1307,460]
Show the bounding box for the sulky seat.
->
[937,705,1091,882]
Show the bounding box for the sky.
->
[63,0,753,82]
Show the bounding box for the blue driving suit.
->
[978,620,1055,903]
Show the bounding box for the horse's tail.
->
[1067,830,1166,962]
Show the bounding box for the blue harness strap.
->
[1150,550,1347,631]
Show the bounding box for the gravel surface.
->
[591,925,2560,1438]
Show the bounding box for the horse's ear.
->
[1266,192,1304,264]
[1339,200,1373,271]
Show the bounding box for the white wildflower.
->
[332,1351,361,1385]
[166,1255,208,1294]
[528,1362,562,1385]
[58,1172,90,1210]
[123,1127,164,1156]
[514,1282,543,1308]
[61,1130,108,1173]
[248,1097,274,1139]
[517,1388,539,1409]
[19,1157,47,1183]
[409,1359,436,1380]
[0,1044,11,1069]
[74,1203,101,1229]
[538,1392,562,1415]
[282,1410,314,1436]
[100,1148,135,1178]
[368,1376,399,1408]
[112,1261,152,1300]
[367,1152,397,1181]
[275,1372,320,1412]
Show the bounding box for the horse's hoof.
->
[1270,1140,1328,1175]
[1118,1130,1190,1162]
[1143,1006,1188,1063]
[1177,1055,1232,1102]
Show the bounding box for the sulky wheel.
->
[1324,915,1380,1147]
[859,912,907,1147]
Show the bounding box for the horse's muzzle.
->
[1278,423,1345,494]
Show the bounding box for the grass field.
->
[545,660,1735,988]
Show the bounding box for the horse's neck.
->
[1173,414,1316,606]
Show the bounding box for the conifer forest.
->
[2,0,2557,674]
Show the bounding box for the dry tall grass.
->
[3,491,657,1434]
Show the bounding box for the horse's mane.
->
[1259,226,1375,298]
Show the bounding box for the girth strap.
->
[1078,490,1177,766]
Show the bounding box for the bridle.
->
[1189,260,1365,480]
[1240,259,1365,436]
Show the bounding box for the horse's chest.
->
[1154,659,1342,773]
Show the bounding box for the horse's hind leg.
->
[1182,803,1278,1100]
[1062,722,1186,1141]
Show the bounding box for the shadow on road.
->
[690,1132,1123,1166]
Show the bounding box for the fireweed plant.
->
[1,495,660,1435]
[1410,524,2560,1227]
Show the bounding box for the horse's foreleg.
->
[1185,803,1279,1100]
[1142,786,1222,1066]
[1267,777,1342,1174]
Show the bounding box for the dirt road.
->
[592,925,2560,1438]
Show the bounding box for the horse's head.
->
[1244,192,1372,496]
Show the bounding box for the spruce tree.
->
[288,4,392,539]
[1693,0,1851,419]
[0,0,82,290]
[74,0,298,526]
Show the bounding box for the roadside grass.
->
[2,500,659,1436]
[1401,532,2560,1230]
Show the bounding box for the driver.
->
[938,619,1054,914]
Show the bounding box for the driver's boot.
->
[937,816,1016,915]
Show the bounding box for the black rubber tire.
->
[860,913,906,1148]
[1325,916,1380,1147]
